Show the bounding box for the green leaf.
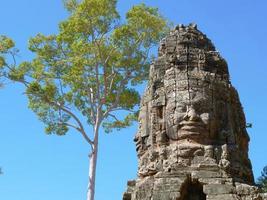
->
[0,56,5,67]
[0,36,15,53]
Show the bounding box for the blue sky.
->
[1,0,267,200]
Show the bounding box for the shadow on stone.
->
[180,180,206,200]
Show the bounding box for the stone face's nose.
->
[185,106,200,121]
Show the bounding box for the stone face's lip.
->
[181,125,205,132]
[179,121,206,132]
[178,131,201,140]
[178,121,207,138]
[179,121,205,126]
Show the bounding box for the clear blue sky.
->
[1,0,267,200]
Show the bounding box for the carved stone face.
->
[166,78,227,143]
[176,92,213,141]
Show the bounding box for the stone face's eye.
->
[176,104,186,112]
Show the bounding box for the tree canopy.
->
[1,0,168,137]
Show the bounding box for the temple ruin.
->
[123,24,267,200]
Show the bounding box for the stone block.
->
[198,177,233,185]
[191,170,221,179]
[207,194,240,200]
[236,183,260,195]
[204,184,235,195]
[260,193,267,200]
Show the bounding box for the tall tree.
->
[1,0,169,199]
[258,166,267,192]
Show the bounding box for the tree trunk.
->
[87,125,99,200]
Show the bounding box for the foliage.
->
[0,35,17,86]
[257,166,267,192]
[2,0,169,138]
[63,0,80,12]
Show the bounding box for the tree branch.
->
[59,121,93,149]
[108,113,120,122]
[55,101,94,146]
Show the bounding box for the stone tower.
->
[123,24,267,200]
